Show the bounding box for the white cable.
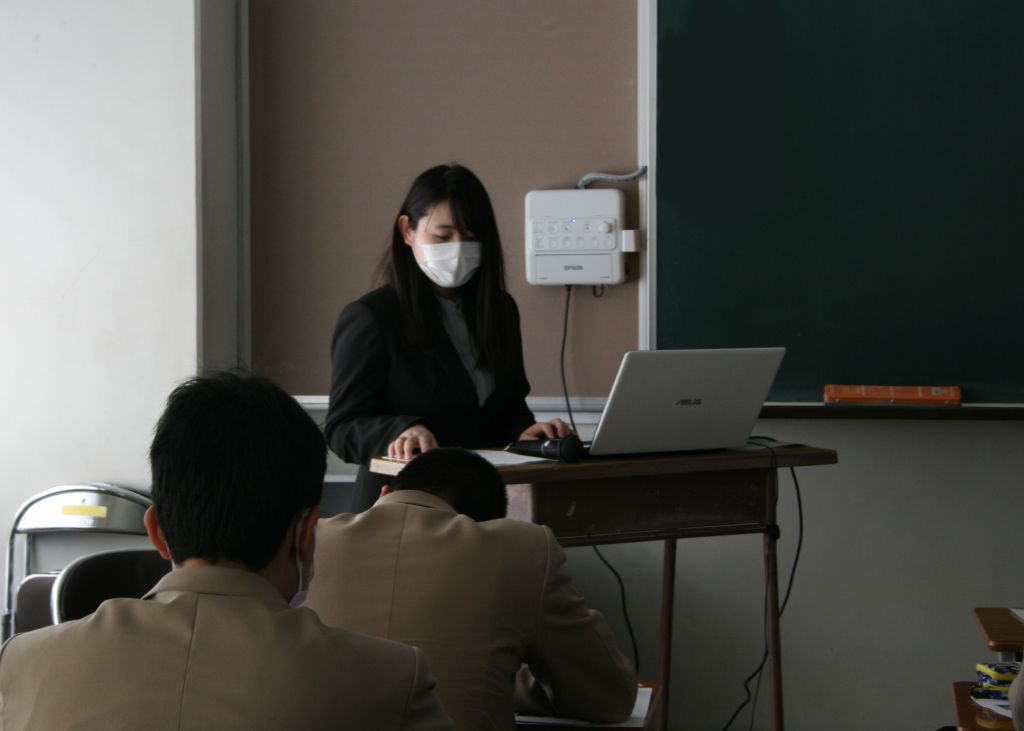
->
[576,165,648,190]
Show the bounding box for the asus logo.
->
[675,398,703,406]
[564,265,584,270]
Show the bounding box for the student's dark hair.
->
[149,371,326,570]
[391,448,507,522]
[381,163,514,376]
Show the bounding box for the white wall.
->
[0,1,198,554]
[563,417,1024,730]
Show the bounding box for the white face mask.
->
[416,241,482,288]
[289,508,315,607]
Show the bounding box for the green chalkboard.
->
[656,0,1024,404]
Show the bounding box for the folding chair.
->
[51,548,171,624]
[12,573,59,634]
[2,483,152,640]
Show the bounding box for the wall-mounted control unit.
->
[525,189,631,285]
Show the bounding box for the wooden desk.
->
[952,681,1014,731]
[374,445,838,731]
[974,608,1024,661]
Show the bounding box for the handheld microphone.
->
[511,435,585,463]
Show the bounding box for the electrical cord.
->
[576,166,648,190]
[747,588,769,731]
[720,442,804,731]
[721,466,804,731]
[559,283,636,671]
[557,171,646,674]
[721,443,780,731]
[551,166,647,684]
[575,167,643,291]
[592,545,641,672]
[559,284,577,433]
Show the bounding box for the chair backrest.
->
[3,483,152,640]
[13,573,59,634]
[51,549,172,624]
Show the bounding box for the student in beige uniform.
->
[0,372,452,731]
[304,447,637,731]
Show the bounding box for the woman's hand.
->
[387,424,439,460]
[518,419,575,441]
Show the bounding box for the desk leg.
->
[658,538,676,731]
[765,470,784,731]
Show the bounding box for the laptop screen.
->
[587,348,785,456]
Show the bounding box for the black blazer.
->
[326,285,535,511]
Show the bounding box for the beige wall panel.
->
[251,1,637,397]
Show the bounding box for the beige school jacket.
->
[0,565,452,731]
[304,490,637,731]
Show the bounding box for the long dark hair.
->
[381,164,514,376]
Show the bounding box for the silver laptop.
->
[586,348,785,456]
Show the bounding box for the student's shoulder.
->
[316,503,398,534]
[480,516,553,545]
[290,606,418,668]
[0,621,56,663]
[474,520,559,586]
[0,597,155,662]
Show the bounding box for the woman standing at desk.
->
[326,164,571,512]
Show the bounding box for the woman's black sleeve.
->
[324,300,422,465]
[503,296,538,439]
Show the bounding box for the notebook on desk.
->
[585,348,785,457]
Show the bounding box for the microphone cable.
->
[559,284,578,433]
[560,285,637,671]
[592,544,641,673]
[555,166,650,675]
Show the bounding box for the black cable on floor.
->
[747,589,768,731]
[720,444,804,731]
[592,544,640,672]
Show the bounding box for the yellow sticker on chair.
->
[62,505,108,518]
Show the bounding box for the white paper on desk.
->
[971,696,1013,718]
[473,449,554,466]
[515,687,652,727]
[1010,607,1024,624]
